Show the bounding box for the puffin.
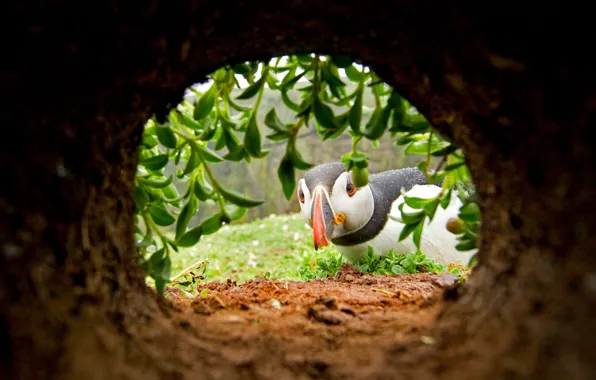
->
[296,162,477,266]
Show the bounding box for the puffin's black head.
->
[297,162,375,250]
[303,162,346,193]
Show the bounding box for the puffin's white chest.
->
[333,185,477,266]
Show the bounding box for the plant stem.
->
[250,64,269,122]
[143,211,169,250]
[170,259,208,282]
[201,162,229,217]
[352,135,362,155]
[425,131,434,179]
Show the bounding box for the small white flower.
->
[291,214,297,220]
[293,233,300,241]
[271,299,281,309]
[259,224,265,229]
[222,225,230,231]
[282,224,288,231]
[206,237,212,242]
[304,223,311,229]
[247,260,257,268]
[252,240,260,247]
[248,252,257,260]
[207,243,212,249]
[269,213,276,218]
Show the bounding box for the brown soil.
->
[158,263,459,378]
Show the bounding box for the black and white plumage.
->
[297,162,477,265]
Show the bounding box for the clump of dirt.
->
[159,263,459,378]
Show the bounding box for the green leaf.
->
[296,54,313,63]
[216,184,264,207]
[430,144,459,157]
[395,134,417,146]
[445,162,465,171]
[456,239,477,252]
[183,149,200,176]
[153,255,171,295]
[137,175,173,189]
[177,226,203,247]
[439,189,452,209]
[214,127,228,151]
[322,64,346,87]
[401,254,417,273]
[162,183,181,204]
[398,222,418,242]
[413,221,424,249]
[223,91,251,112]
[222,145,246,161]
[266,75,279,89]
[423,198,440,220]
[135,186,149,211]
[175,197,199,240]
[404,139,450,156]
[266,131,292,141]
[149,204,176,226]
[278,154,296,200]
[349,84,363,133]
[364,105,391,140]
[232,63,252,74]
[193,87,215,121]
[200,212,223,235]
[194,177,214,201]
[313,98,338,130]
[198,121,217,141]
[144,185,166,202]
[237,72,267,100]
[289,145,314,170]
[398,203,426,224]
[244,117,262,157]
[142,134,159,149]
[179,112,203,130]
[281,90,300,111]
[254,149,271,159]
[404,196,433,209]
[459,202,481,222]
[363,106,381,136]
[140,154,169,171]
[194,142,224,162]
[156,126,177,149]
[331,55,353,68]
[345,65,366,82]
[226,204,248,221]
[281,70,307,90]
[264,108,286,132]
[328,82,346,100]
[280,66,298,85]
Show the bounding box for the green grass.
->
[167,213,336,284]
[159,212,463,295]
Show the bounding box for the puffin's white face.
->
[297,170,374,249]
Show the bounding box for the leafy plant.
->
[134,54,480,294]
[296,246,447,280]
[297,250,345,280]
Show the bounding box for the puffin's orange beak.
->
[311,187,335,250]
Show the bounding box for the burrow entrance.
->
[133,55,478,378]
[4,3,595,379]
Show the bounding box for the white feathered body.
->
[333,184,477,266]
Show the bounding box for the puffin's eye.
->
[298,189,305,203]
[346,182,356,197]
